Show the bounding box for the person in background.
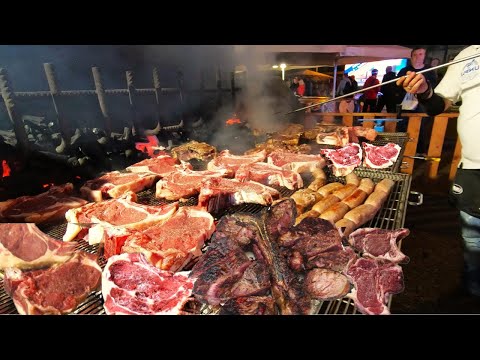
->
[397,47,437,156]
[290,76,299,93]
[348,75,360,112]
[397,45,480,297]
[430,57,443,83]
[377,65,402,113]
[296,78,306,97]
[362,69,380,112]
[336,72,351,96]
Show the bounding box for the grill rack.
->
[0,168,411,315]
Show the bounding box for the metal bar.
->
[0,68,30,157]
[152,67,163,130]
[91,67,112,135]
[43,63,71,141]
[126,70,142,136]
[285,52,480,115]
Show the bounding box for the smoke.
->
[0,45,301,149]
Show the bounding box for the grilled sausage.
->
[345,172,360,186]
[331,183,357,201]
[308,168,327,191]
[319,202,350,224]
[374,178,395,194]
[358,178,375,195]
[317,182,344,198]
[364,189,390,209]
[341,188,368,209]
[343,203,378,228]
[312,194,341,214]
[290,188,323,214]
[335,218,356,238]
[295,209,320,226]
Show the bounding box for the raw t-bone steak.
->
[63,191,178,246]
[102,252,194,315]
[80,170,158,202]
[0,223,76,271]
[120,206,215,272]
[4,251,102,315]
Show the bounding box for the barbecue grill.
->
[0,167,411,315]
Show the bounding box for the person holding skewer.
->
[397,45,480,297]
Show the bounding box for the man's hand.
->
[396,71,429,94]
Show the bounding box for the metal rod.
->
[44,63,70,140]
[0,68,29,156]
[91,67,112,135]
[126,70,141,136]
[284,52,480,115]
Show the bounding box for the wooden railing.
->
[306,112,461,180]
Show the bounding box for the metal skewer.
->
[282,52,480,115]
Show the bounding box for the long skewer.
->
[282,52,480,115]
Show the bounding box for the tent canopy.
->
[286,69,333,80]
[238,45,412,68]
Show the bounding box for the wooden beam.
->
[401,116,422,175]
[426,116,448,179]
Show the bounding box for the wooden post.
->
[401,115,422,175]
[342,114,353,127]
[43,63,70,141]
[91,67,112,135]
[0,68,29,157]
[384,114,398,133]
[426,116,448,179]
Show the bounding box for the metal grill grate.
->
[0,168,411,315]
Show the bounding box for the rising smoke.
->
[0,45,302,150]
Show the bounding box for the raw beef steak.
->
[0,183,87,224]
[0,223,76,270]
[4,251,102,315]
[321,143,363,177]
[64,191,178,245]
[120,207,215,271]
[102,252,194,315]
[80,171,158,202]
[362,142,401,169]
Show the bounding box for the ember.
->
[225,117,242,125]
[2,160,11,178]
[135,135,161,158]
[42,183,55,189]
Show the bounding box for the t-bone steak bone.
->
[362,142,401,169]
[235,161,303,190]
[102,252,194,315]
[345,257,404,315]
[0,223,76,271]
[207,149,267,177]
[155,168,228,201]
[80,171,159,202]
[126,154,192,176]
[120,207,215,272]
[197,177,280,213]
[348,228,410,264]
[267,149,327,190]
[63,191,178,245]
[3,251,102,315]
[0,183,88,224]
[321,143,363,177]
